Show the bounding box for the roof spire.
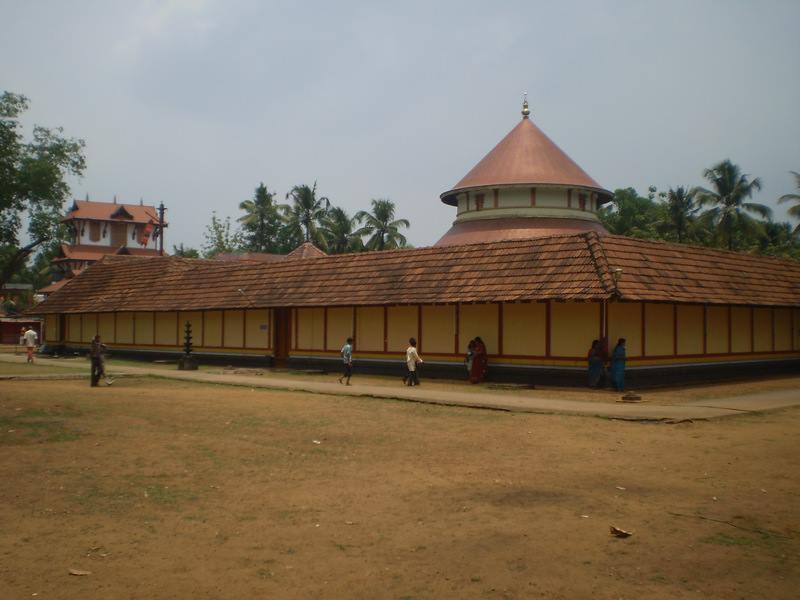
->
[521,92,530,119]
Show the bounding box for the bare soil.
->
[0,378,797,599]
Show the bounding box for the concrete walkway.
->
[2,354,799,421]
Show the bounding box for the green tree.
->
[778,171,800,236]
[693,160,771,251]
[321,206,362,254]
[656,186,701,243]
[283,182,330,249]
[757,221,799,259]
[202,212,242,258]
[598,188,664,239]
[354,198,410,250]
[0,91,86,287]
[238,183,284,253]
[172,243,200,258]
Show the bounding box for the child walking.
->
[339,337,353,385]
[404,338,423,386]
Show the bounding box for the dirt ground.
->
[9,354,800,406]
[0,378,798,599]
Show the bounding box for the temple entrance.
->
[273,308,291,366]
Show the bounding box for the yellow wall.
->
[607,302,642,358]
[67,314,81,342]
[204,311,223,347]
[387,306,418,353]
[676,305,704,355]
[421,305,455,354]
[459,303,499,355]
[223,310,245,348]
[356,307,384,352]
[154,312,178,346]
[177,311,203,349]
[502,303,546,356]
[644,303,673,356]
[551,302,599,357]
[245,309,270,349]
[45,315,59,342]
[98,313,115,342]
[326,307,353,351]
[135,312,154,345]
[773,309,791,351]
[730,307,752,353]
[296,308,325,350]
[81,313,97,342]
[795,309,800,351]
[706,306,729,354]
[116,312,134,344]
[753,308,772,352]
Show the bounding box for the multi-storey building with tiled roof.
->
[40,199,166,295]
[30,101,800,385]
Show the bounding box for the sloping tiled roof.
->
[440,116,611,205]
[31,234,610,314]
[214,252,287,263]
[53,244,162,262]
[604,236,800,307]
[286,242,327,260]
[62,200,162,224]
[214,244,326,263]
[29,233,800,315]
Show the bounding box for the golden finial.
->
[521,92,530,118]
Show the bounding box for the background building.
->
[40,199,166,295]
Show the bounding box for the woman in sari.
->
[611,338,626,391]
[469,336,488,384]
[587,339,604,387]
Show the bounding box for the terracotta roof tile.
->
[63,200,162,224]
[53,244,162,262]
[29,234,800,315]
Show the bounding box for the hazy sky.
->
[2,0,799,249]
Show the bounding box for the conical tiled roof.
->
[440,115,611,205]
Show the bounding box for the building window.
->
[475,193,485,211]
[578,193,587,211]
[89,221,101,242]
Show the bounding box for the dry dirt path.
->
[1,354,798,420]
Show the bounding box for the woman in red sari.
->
[469,336,488,384]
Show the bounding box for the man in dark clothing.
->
[90,335,112,387]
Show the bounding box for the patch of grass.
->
[701,530,789,555]
[0,415,83,445]
[71,474,199,515]
[0,361,87,376]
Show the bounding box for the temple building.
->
[40,199,166,295]
[30,101,800,385]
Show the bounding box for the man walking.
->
[339,337,353,385]
[90,334,113,387]
[23,326,38,364]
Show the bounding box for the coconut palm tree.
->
[692,160,771,250]
[283,182,330,249]
[778,171,800,236]
[237,183,283,253]
[657,186,699,243]
[321,206,362,254]
[354,199,410,251]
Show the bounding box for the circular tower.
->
[435,98,613,246]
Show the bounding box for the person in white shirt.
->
[23,327,38,364]
[339,337,353,385]
[404,337,423,386]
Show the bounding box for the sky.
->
[2,0,799,249]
